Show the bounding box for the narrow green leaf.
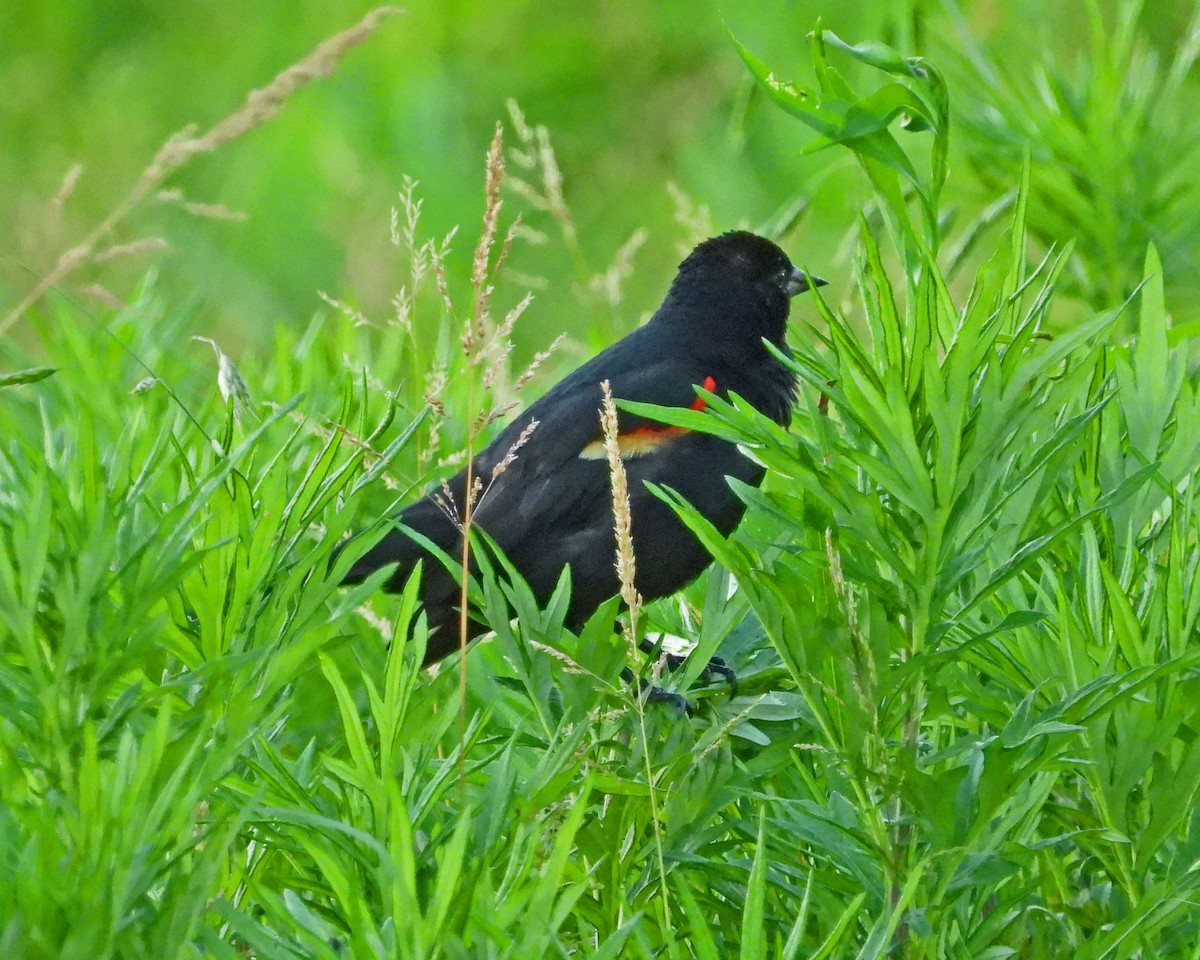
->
[0,366,57,388]
[739,809,769,960]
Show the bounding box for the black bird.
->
[344,231,825,665]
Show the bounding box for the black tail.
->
[340,494,483,663]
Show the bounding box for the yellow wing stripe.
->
[579,427,687,460]
[580,377,717,460]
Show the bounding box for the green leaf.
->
[0,366,57,387]
[820,32,920,77]
[739,810,770,960]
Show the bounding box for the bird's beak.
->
[785,266,828,297]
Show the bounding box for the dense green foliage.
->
[3,2,1200,957]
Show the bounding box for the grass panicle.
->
[599,379,671,932]
[0,6,401,337]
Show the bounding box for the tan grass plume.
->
[1,6,401,335]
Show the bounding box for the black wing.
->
[470,348,712,533]
[343,323,725,652]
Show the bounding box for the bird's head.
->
[663,230,826,350]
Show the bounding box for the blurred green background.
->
[3,0,1198,360]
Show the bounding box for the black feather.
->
[343,231,820,664]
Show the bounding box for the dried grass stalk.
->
[466,123,505,353]
[589,229,647,307]
[77,284,126,310]
[489,418,539,481]
[600,378,671,924]
[0,6,400,336]
[599,380,642,627]
[515,333,565,391]
[50,164,85,212]
[179,201,249,222]
[92,238,170,264]
[504,99,576,246]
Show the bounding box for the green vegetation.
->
[3,2,1200,956]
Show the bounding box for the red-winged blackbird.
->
[344,231,825,664]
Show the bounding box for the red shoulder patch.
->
[579,377,718,459]
[689,375,717,412]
